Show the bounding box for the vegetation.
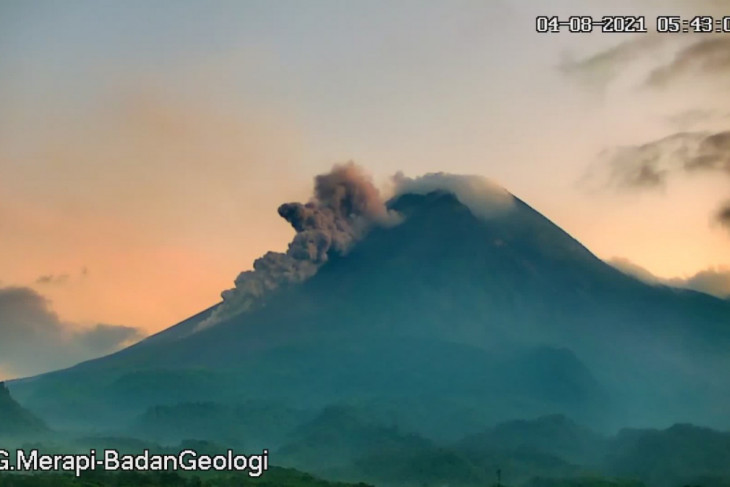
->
[0,382,48,437]
[0,468,374,487]
[4,385,730,487]
[525,478,646,487]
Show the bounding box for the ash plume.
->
[200,163,399,328]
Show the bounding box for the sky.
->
[2,0,730,378]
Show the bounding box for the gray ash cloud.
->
[201,162,399,328]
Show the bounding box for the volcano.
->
[10,173,730,440]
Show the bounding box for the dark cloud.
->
[600,130,730,231]
[583,35,730,234]
[35,273,70,285]
[619,159,668,189]
[647,38,730,88]
[0,286,145,380]
[567,30,730,234]
[601,132,701,189]
[201,162,400,328]
[608,258,730,299]
[685,131,730,172]
[0,287,65,344]
[717,202,730,230]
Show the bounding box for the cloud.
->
[565,33,730,230]
[679,266,730,298]
[718,202,730,231]
[560,36,663,89]
[392,172,515,220]
[600,132,703,189]
[562,35,730,90]
[598,130,730,230]
[664,109,730,131]
[647,37,730,88]
[607,257,662,284]
[77,323,143,352]
[608,152,669,189]
[35,273,70,285]
[0,286,145,380]
[685,131,730,172]
[608,258,730,299]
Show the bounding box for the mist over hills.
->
[269,410,730,487]
[0,381,48,438]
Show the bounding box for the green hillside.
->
[0,381,48,438]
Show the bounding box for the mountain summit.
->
[10,168,730,437]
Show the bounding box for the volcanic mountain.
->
[10,171,730,439]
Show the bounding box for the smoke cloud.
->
[201,163,400,328]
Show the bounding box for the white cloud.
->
[608,258,730,299]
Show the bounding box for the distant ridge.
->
[0,381,48,437]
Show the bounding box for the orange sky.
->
[2,0,729,335]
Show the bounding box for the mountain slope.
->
[0,381,48,437]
